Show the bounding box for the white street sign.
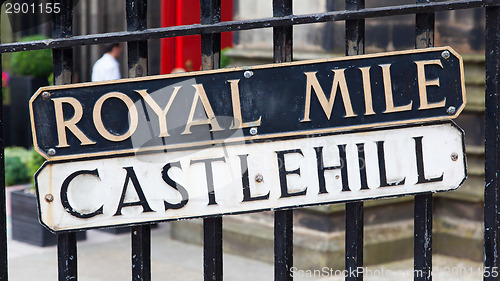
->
[35,122,465,232]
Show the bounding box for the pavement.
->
[6,221,484,281]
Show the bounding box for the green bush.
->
[5,147,45,186]
[6,146,32,164]
[11,35,53,78]
[221,47,232,68]
[5,156,29,186]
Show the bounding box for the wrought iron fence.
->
[0,0,499,281]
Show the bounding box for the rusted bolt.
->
[335,175,340,179]
[47,148,56,156]
[447,106,456,115]
[255,174,264,183]
[244,71,253,78]
[451,153,458,161]
[441,50,450,59]
[45,194,54,203]
[42,92,51,99]
[249,127,258,135]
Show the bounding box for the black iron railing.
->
[0,1,499,281]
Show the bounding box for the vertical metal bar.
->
[273,1,293,281]
[57,233,77,281]
[484,6,500,281]
[52,2,78,281]
[126,1,151,281]
[414,1,434,280]
[413,196,432,281]
[127,0,148,78]
[201,0,221,70]
[203,217,223,281]
[52,0,73,85]
[200,1,223,281]
[0,7,7,281]
[274,210,293,281]
[131,225,151,281]
[345,1,365,281]
[345,0,365,56]
[273,0,292,63]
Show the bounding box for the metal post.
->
[484,5,500,281]
[126,1,151,280]
[52,1,78,280]
[57,233,77,281]
[203,217,223,281]
[0,5,7,280]
[345,1,365,280]
[273,1,293,280]
[200,1,223,281]
[414,1,434,280]
[131,225,151,281]
[127,0,148,78]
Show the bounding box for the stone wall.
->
[233,0,485,55]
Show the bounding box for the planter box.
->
[11,189,86,247]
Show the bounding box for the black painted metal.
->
[0,8,6,281]
[1,0,497,54]
[201,0,221,70]
[273,0,292,63]
[484,6,500,281]
[200,1,223,281]
[345,1,365,280]
[345,0,365,56]
[127,0,148,78]
[273,1,293,280]
[30,48,464,161]
[414,1,435,280]
[126,1,151,280]
[52,2,78,281]
[203,217,223,281]
[52,0,73,86]
[274,210,293,281]
[131,225,151,281]
[57,232,77,281]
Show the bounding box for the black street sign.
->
[30,47,465,160]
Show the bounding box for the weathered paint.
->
[36,122,466,232]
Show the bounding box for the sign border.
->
[35,121,467,233]
[30,46,466,161]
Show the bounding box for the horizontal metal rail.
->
[0,0,498,53]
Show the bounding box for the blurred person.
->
[91,43,123,82]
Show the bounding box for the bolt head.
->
[244,71,253,78]
[441,50,450,59]
[42,92,50,99]
[47,148,56,156]
[45,194,54,203]
[249,127,258,135]
[255,174,264,183]
[447,106,456,115]
[451,153,458,161]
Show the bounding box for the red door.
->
[161,0,234,74]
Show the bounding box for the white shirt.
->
[91,53,121,82]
